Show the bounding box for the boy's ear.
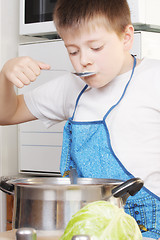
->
[123,24,134,51]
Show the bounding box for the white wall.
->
[0,0,19,232]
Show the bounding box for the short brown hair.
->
[53,0,132,37]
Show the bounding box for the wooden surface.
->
[6,195,14,231]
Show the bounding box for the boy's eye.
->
[69,51,78,56]
[68,49,79,56]
[91,45,104,51]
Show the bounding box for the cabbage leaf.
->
[60,201,142,240]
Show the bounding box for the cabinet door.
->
[131,31,160,60]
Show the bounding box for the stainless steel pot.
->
[0,177,143,231]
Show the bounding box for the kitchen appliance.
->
[18,31,160,176]
[0,177,143,231]
[19,0,160,36]
[19,0,57,35]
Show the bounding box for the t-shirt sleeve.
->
[24,73,85,128]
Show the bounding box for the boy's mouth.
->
[81,73,97,82]
[75,71,97,77]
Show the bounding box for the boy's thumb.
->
[37,61,51,70]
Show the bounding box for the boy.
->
[0,0,160,238]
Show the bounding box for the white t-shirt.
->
[24,58,160,196]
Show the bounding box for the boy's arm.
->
[0,57,50,125]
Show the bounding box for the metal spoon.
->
[45,68,97,77]
[73,71,96,77]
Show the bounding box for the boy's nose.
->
[80,51,93,67]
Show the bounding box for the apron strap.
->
[103,55,137,121]
[71,84,88,120]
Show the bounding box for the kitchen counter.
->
[0,230,63,240]
[0,230,154,240]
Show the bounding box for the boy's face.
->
[61,24,133,88]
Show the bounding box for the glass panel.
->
[25,0,57,24]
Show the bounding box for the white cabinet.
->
[128,0,160,27]
[131,31,160,59]
[18,39,72,175]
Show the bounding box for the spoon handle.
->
[43,68,96,77]
[47,68,68,72]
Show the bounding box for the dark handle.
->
[112,178,144,198]
[0,177,14,195]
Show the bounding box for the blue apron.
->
[60,56,160,239]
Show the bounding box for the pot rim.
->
[7,177,124,188]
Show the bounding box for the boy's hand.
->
[1,56,50,88]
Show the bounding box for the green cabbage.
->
[60,201,142,240]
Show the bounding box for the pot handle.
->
[0,177,14,195]
[112,177,144,198]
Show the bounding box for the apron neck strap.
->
[71,84,88,120]
[103,55,137,121]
